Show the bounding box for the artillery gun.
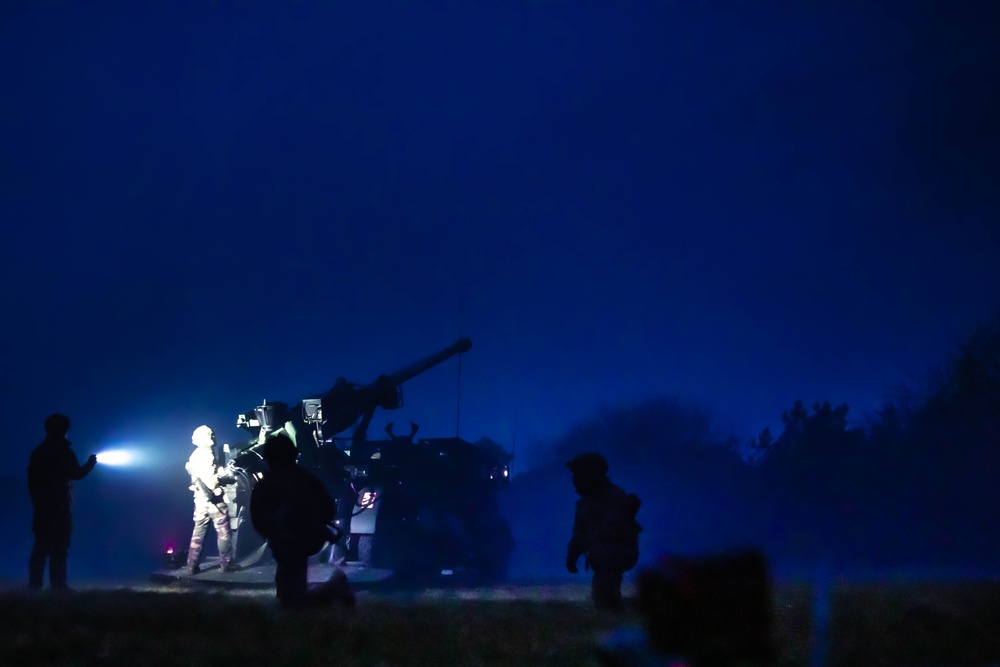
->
[203,338,512,585]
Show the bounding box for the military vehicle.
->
[162,338,513,587]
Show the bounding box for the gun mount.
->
[310,336,472,444]
[174,337,512,587]
[238,337,472,448]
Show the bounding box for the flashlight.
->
[95,449,136,466]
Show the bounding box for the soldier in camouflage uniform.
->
[565,452,642,611]
[185,425,238,574]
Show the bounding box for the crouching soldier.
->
[565,452,642,611]
[250,433,354,608]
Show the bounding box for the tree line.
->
[502,310,1000,578]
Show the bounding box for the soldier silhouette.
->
[565,452,642,611]
[250,433,354,608]
[27,413,97,592]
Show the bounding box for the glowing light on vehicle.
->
[163,543,186,569]
[358,490,378,507]
[96,449,136,466]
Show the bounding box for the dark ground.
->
[3,576,1000,666]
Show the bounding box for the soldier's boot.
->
[185,544,202,575]
[594,594,625,612]
[316,568,355,608]
[28,548,45,591]
[592,570,625,612]
[214,510,236,572]
[218,543,239,572]
[50,551,69,591]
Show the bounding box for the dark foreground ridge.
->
[4,578,1000,665]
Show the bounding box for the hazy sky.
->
[3,0,998,478]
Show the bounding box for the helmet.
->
[192,425,215,448]
[262,433,297,468]
[44,413,71,436]
[566,452,609,477]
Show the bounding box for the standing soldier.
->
[185,425,238,574]
[27,413,98,592]
[565,452,642,611]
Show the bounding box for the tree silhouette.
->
[745,426,775,465]
[853,308,1000,566]
[539,394,740,475]
[752,400,871,568]
[503,396,753,579]
[501,309,1000,580]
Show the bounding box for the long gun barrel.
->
[371,337,471,390]
[318,337,472,438]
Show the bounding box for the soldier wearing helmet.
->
[565,452,642,611]
[184,425,238,574]
[27,413,98,591]
[250,433,354,607]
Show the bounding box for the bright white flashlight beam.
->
[95,449,135,466]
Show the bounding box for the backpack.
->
[626,491,643,540]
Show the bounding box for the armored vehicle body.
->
[165,338,512,586]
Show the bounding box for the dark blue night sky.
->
[2,2,998,582]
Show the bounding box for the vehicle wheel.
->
[357,534,374,566]
[230,470,258,561]
[233,503,267,563]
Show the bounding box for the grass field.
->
[1,579,999,666]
